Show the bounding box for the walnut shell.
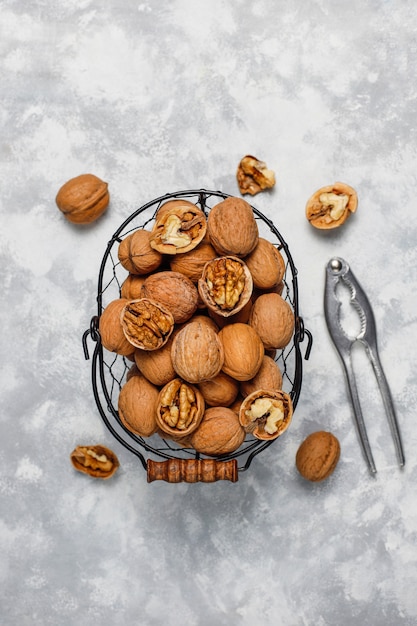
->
[189,407,246,456]
[156,378,205,438]
[171,320,224,384]
[305,182,358,230]
[207,196,259,257]
[134,333,176,386]
[240,355,283,398]
[70,445,119,479]
[239,389,293,441]
[55,173,109,224]
[120,274,148,300]
[198,256,253,318]
[140,271,198,324]
[118,229,163,275]
[243,238,285,290]
[296,431,341,482]
[249,293,294,350]
[118,374,159,437]
[150,201,207,254]
[169,240,218,282]
[218,323,264,381]
[99,298,135,357]
[121,298,174,351]
[198,371,239,407]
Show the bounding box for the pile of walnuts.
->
[99,195,294,456]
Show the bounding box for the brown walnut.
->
[249,292,294,350]
[156,378,205,437]
[99,298,135,357]
[118,374,160,437]
[207,196,259,257]
[190,407,246,456]
[169,239,218,282]
[121,298,174,350]
[239,389,293,441]
[171,320,224,384]
[118,229,163,275]
[218,323,264,381]
[198,256,253,318]
[55,173,109,224]
[296,431,341,482]
[240,355,283,398]
[305,182,358,229]
[140,271,198,324]
[236,155,276,196]
[150,200,207,254]
[243,238,285,290]
[70,445,119,479]
[198,371,239,407]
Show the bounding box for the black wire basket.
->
[83,189,312,483]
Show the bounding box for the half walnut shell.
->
[121,298,174,351]
[305,182,358,229]
[198,256,253,318]
[70,445,119,479]
[149,200,207,254]
[239,389,293,441]
[156,378,205,438]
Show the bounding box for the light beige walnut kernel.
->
[237,155,275,196]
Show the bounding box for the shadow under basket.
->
[82,189,313,483]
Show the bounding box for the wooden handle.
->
[147,458,238,483]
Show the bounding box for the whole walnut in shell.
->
[171,320,224,384]
[118,374,160,437]
[240,355,283,398]
[134,333,177,386]
[99,298,135,357]
[249,293,294,350]
[118,229,163,275]
[296,431,341,482]
[239,389,293,441]
[207,196,259,257]
[190,407,246,456]
[243,238,285,290]
[305,182,358,230]
[198,371,239,407]
[150,200,207,254]
[120,274,147,300]
[218,323,264,381]
[55,173,109,224]
[169,239,217,282]
[140,271,198,324]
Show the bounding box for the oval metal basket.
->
[83,189,312,483]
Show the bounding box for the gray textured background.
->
[1,1,417,625]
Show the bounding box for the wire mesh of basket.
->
[82,189,312,483]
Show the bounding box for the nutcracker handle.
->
[147,458,238,483]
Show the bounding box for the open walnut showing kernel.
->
[150,200,207,254]
[305,182,358,229]
[239,389,293,441]
[121,298,174,351]
[237,155,276,196]
[70,445,119,479]
[198,256,253,317]
[156,378,205,438]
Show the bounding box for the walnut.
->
[121,298,174,351]
[171,320,224,384]
[305,182,358,229]
[70,445,119,479]
[55,173,109,224]
[189,407,246,456]
[296,431,341,482]
[134,333,177,386]
[239,389,293,440]
[169,239,218,282]
[156,378,205,437]
[237,155,275,196]
[218,323,264,381]
[198,256,253,318]
[243,238,285,290]
[249,292,294,350]
[99,298,135,357]
[150,200,207,254]
[198,371,239,407]
[118,229,163,275]
[120,274,147,300]
[207,196,259,257]
[118,374,160,437]
[140,271,198,324]
[240,355,283,398]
